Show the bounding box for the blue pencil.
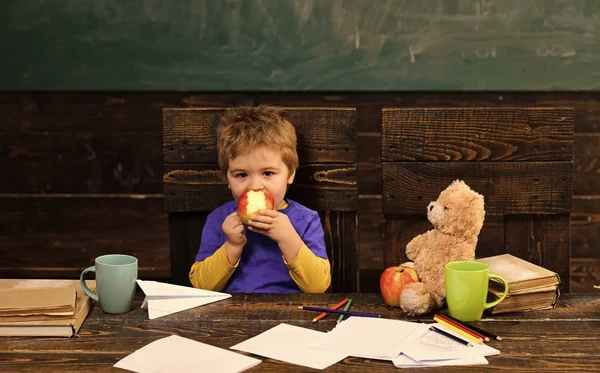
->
[297,305,380,318]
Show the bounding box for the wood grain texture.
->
[382,107,574,161]
[573,133,600,195]
[357,161,381,195]
[358,196,384,270]
[571,257,600,293]
[257,92,600,133]
[163,107,357,164]
[383,162,573,215]
[571,212,600,258]
[0,197,169,279]
[2,92,597,132]
[0,132,162,193]
[322,211,358,292]
[168,212,207,287]
[504,214,571,292]
[1,293,598,373]
[572,195,600,214]
[163,163,357,212]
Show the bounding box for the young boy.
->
[189,105,331,293]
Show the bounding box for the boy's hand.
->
[222,212,246,265]
[248,210,302,262]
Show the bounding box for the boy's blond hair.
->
[216,105,299,175]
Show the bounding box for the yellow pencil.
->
[433,317,483,344]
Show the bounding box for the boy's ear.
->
[287,169,296,184]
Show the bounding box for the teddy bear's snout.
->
[428,202,435,212]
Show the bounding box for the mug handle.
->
[80,266,99,301]
[484,273,509,309]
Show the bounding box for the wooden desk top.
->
[2,293,599,372]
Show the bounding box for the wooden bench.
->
[381,107,574,292]
[162,107,359,292]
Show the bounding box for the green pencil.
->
[336,298,353,323]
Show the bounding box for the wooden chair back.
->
[162,107,359,291]
[381,107,574,291]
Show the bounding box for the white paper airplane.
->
[136,280,232,320]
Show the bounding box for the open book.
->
[476,254,560,314]
[0,279,95,337]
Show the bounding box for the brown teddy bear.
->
[399,180,485,316]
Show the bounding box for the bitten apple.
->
[380,265,419,307]
[237,189,275,224]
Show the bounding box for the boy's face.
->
[226,146,295,210]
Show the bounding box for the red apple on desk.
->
[237,189,275,224]
[380,265,419,307]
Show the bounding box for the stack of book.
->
[476,254,560,314]
[0,279,95,337]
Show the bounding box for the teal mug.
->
[80,254,138,314]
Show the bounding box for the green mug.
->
[80,254,138,314]
[445,261,509,321]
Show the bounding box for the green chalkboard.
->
[2,0,600,91]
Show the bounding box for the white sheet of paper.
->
[400,323,500,362]
[231,323,347,370]
[309,317,422,360]
[114,335,261,373]
[393,353,488,368]
[136,280,231,319]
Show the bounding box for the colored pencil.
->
[434,314,489,342]
[433,316,483,344]
[298,306,380,318]
[429,325,473,347]
[336,298,353,323]
[312,297,349,323]
[442,314,502,341]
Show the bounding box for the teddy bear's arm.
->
[405,232,427,260]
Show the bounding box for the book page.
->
[476,254,557,284]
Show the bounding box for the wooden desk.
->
[2,293,599,372]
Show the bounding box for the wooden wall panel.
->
[1,133,162,193]
[0,197,169,279]
[571,258,600,293]
[1,92,598,293]
[163,107,357,164]
[574,134,600,196]
[382,108,574,162]
[504,214,571,292]
[383,162,573,215]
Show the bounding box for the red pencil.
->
[312,298,349,323]
[434,314,490,342]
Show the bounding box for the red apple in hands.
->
[380,265,419,307]
[237,189,275,224]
